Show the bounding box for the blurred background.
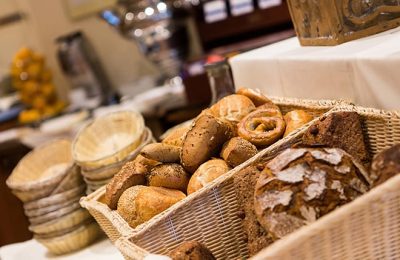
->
[0,0,294,246]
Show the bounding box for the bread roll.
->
[117,186,186,228]
[148,164,190,192]
[168,241,216,260]
[187,159,231,194]
[141,143,181,163]
[133,154,160,175]
[254,148,369,240]
[371,144,400,187]
[220,137,258,167]
[236,88,274,107]
[209,94,256,125]
[105,160,146,210]
[283,110,313,137]
[181,114,234,173]
[161,125,190,147]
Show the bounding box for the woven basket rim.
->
[6,138,73,191]
[72,110,145,165]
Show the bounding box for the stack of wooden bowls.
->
[72,110,154,194]
[6,139,101,255]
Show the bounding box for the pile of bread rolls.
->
[104,88,313,228]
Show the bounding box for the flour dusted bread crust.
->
[220,137,258,167]
[181,114,234,173]
[168,241,216,260]
[254,148,370,240]
[117,186,186,228]
[371,144,400,187]
[162,124,190,147]
[148,163,190,192]
[187,159,231,194]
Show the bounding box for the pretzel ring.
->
[238,106,286,147]
[237,88,274,107]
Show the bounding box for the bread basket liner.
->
[29,202,82,225]
[50,164,83,195]
[114,104,400,259]
[72,111,145,170]
[34,218,95,239]
[80,127,154,181]
[24,185,85,211]
[80,97,344,245]
[35,221,102,255]
[6,139,74,202]
[29,208,92,234]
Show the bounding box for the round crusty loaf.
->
[105,160,146,210]
[148,163,190,192]
[220,137,258,167]
[254,148,370,240]
[181,114,234,173]
[117,186,186,228]
[187,159,231,194]
[140,143,181,163]
[208,94,256,125]
[168,241,216,260]
[236,88,274,107]
[371,144,400,187]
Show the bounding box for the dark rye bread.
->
[233,164,273,256]
[371,144,400,187]
[302,112,370,165]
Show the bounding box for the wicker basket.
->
[113,104,400,260]
[80,97,341,246]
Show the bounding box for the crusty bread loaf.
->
[117,186,186,228]
[220,137,258,167]
[236,88,274,107]
[168,241,216,260]
[105,160,146,210]
[141,143,181,163]
[254,148,370,240]
[187,159,231,194]
[181,114,234,173]
[161,125,190,147]
[283,110,313,137]
[148,163,190,192]
[208,94,256,125]
[371,144,400,187]
[302,112,370,166]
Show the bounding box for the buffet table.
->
[0,238,123,260]
[230,27,400,110]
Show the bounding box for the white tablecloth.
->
[0,238,123,260]
[230,27,400,110]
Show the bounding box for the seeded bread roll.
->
[181,114,234,173]
[148,164,190,192]
[141,143,181,163]
[161,125,190,147]
[371,144,400,187]
[220,137,258,167]
[117,186,186,228]
[105,160,146,210]
[187,159,231,194]
[168,241,216,260]
[254,148,370,240]
[283,110,313,137]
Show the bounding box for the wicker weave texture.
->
[81,97,342,257]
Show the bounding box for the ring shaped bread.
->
[238,104,285,147]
